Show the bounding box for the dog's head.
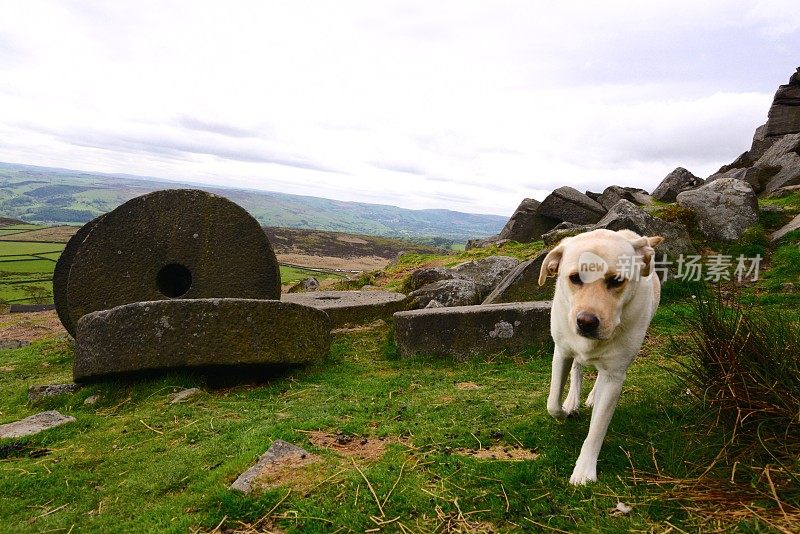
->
[537,229,663,340]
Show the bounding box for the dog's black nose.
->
[576,312,600,335]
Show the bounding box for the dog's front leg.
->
[561,360,582,415]
[547,345,573,419]
[569,369,625,485]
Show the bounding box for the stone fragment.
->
[282,290,408,328]
[597,186,653,211]
[74,299,331,381]
[64,189,281,337]
[405,267,465,292]
[288,277,320,293]
[0,411,76,439]
[393,302,552,359]
[170,388,201,404]
[230,439,315,494]
[28,383,81,403]
[771,213,800,242]
[452,255,520,299]
[0,340,29,350]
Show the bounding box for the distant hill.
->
[0,162,506,243]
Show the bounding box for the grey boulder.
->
[651,168,704,202]
[452,255,520,299]
[676,178,759,242]
[597,186,653,211]
[483,250,555,304]
[594,200,695,259]
[497,198,559,242]
[764,67,800,138]
[408,279,481,308]
[537,187,607,225]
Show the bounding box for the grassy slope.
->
[0,193,797,532]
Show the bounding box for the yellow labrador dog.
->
[538,229,663,485]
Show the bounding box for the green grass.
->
[0,241,65,256]
[0,324,717,533]
[279,265,344,285]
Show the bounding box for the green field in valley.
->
[0,224,63,304]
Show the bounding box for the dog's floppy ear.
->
[628,235,664,277]
[538,245,565,286]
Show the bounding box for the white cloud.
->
[0,1,796,215]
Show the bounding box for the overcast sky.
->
[0,1,798,215]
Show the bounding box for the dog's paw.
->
[561,394,580,416]
[585,386,596,408]
[569,458,598,485]
[547,405,568,419]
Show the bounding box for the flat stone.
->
[282,290,408,328]
[230,439,314,494]
[28,383,81,403]
[0,411,76,439]
[53,214,104,336]
[64,189,281,337]
[771,213,800,242]
[483,250,555,304]
[74,299,331,382]
[170,388,201,404]
[83,395,100,405]
[394,302,552,360]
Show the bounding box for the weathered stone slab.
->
[409,279,480,308]
[230,439,315,494]
[282,290,408,328]
[483,250,555,304]
[0,411,76,438]
[64,189,281,337]
[53,214,104,336]
[74,299,331,382]
[394,302,552,360]
[28,383,81,403]
[771,213,800,242]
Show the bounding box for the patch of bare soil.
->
[454,382,481,390]
[0,310,65,342]
[0,226,77,243]
[308,431,389,461]
[455,444,540,461]
[276,253,390,271]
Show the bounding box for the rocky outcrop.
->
[765,67,800,138]
[537,187,607,225]
[651,168,704,202]
[497,198,559,242]
[406,256,519,307]
[676,178,759,242]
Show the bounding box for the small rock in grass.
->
[83,395,100,405]
[0,411,76,438]
[28,383,81,403]
[0,340,29,350]
[230,439,314,494]
[170,388,201,404]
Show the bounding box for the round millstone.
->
[64,189,281,335]
[281,290,408,328]
[73,299,331,381]
[53,214,105,336]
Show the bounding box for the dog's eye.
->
[606,275,625,288]
[569,273,583,285]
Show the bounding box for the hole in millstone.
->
[156,263,192,298]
